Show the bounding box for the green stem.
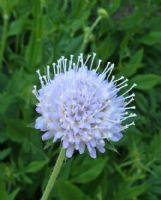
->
[81,16,102,52]
[0,15,9,69]
[90,16,102,32]
[41,148,65,200]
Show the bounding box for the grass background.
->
[0,0,161,199]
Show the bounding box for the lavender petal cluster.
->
[33,53,136,158]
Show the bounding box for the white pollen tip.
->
[36,69,40,72]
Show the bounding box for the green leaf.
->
[0,148,11,160]
[118,11,143,30]
[71,157,107,183]
[0,0,20,15]
[114,183,149,199]
[0,93,15,114]
[121,49,144,77]
[8,188,20,200]
[108,0,121,15]
[131,74,161,90]
[57,181,85,200]
[25,160,48,173]
[140,31,161,45]
[6,119,27,142]
[0,179,8,199]
[97,36,118,60]
[127,185,149,198]
[8,18,25,36]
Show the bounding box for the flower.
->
[32,53,136,158]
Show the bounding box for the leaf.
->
[0,72,8,92]
[106,142,119,154]
[97,36,118,60]
[140,31,161,45]
[148,131,161,163]
[118,11,143,30]
[0,148,11,160]
[127,185,149,198]
[25,160,48,173]
[56,181,85,200]
[0,179,8,199]
[0,0,20,15]
[121,49,144,77]
[8,18,25,36]
[8,188,20,200]
[131,74,161,90]
[114,183,149,200]
[71,157,107,183]
[6,119,27,142]
[0,93,15,114]
[109,0,122,15]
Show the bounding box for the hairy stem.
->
[41,148,65,200]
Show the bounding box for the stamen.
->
[95,59,102,72]
[125,106,136,110]
[102,62,111,74]
[46,65,51,82]
[36,69,44,86]
[125,98,134,106]
[90,52,96,70]
[32,85,39,99]
[76,55,81,71]
[122,113,136,121]
[64,59,67,73]
[43,75,48,83]
[52,63,56,75]
[110,75,115,82]
[61,56,65,72]
[62,56,67,73]
[106,63,114,79]
[73,63,76,71]
[117,79,128,87]
[90,126,107,130]
[90,102,109,119]
[113,76,124,83]
[124,93,135,99]
[106,118,120,124]
[84,54,91,65]
[122,122,135,130]
[57,59,61,74]
[69,54,74,70]
[122,83,137,96]
[118,83,128,90]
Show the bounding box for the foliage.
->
[0,0,161,199]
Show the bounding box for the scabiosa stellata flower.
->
[32,53,136,158]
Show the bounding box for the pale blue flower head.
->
[32,53,136,158]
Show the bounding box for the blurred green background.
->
[1,0,161,199]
